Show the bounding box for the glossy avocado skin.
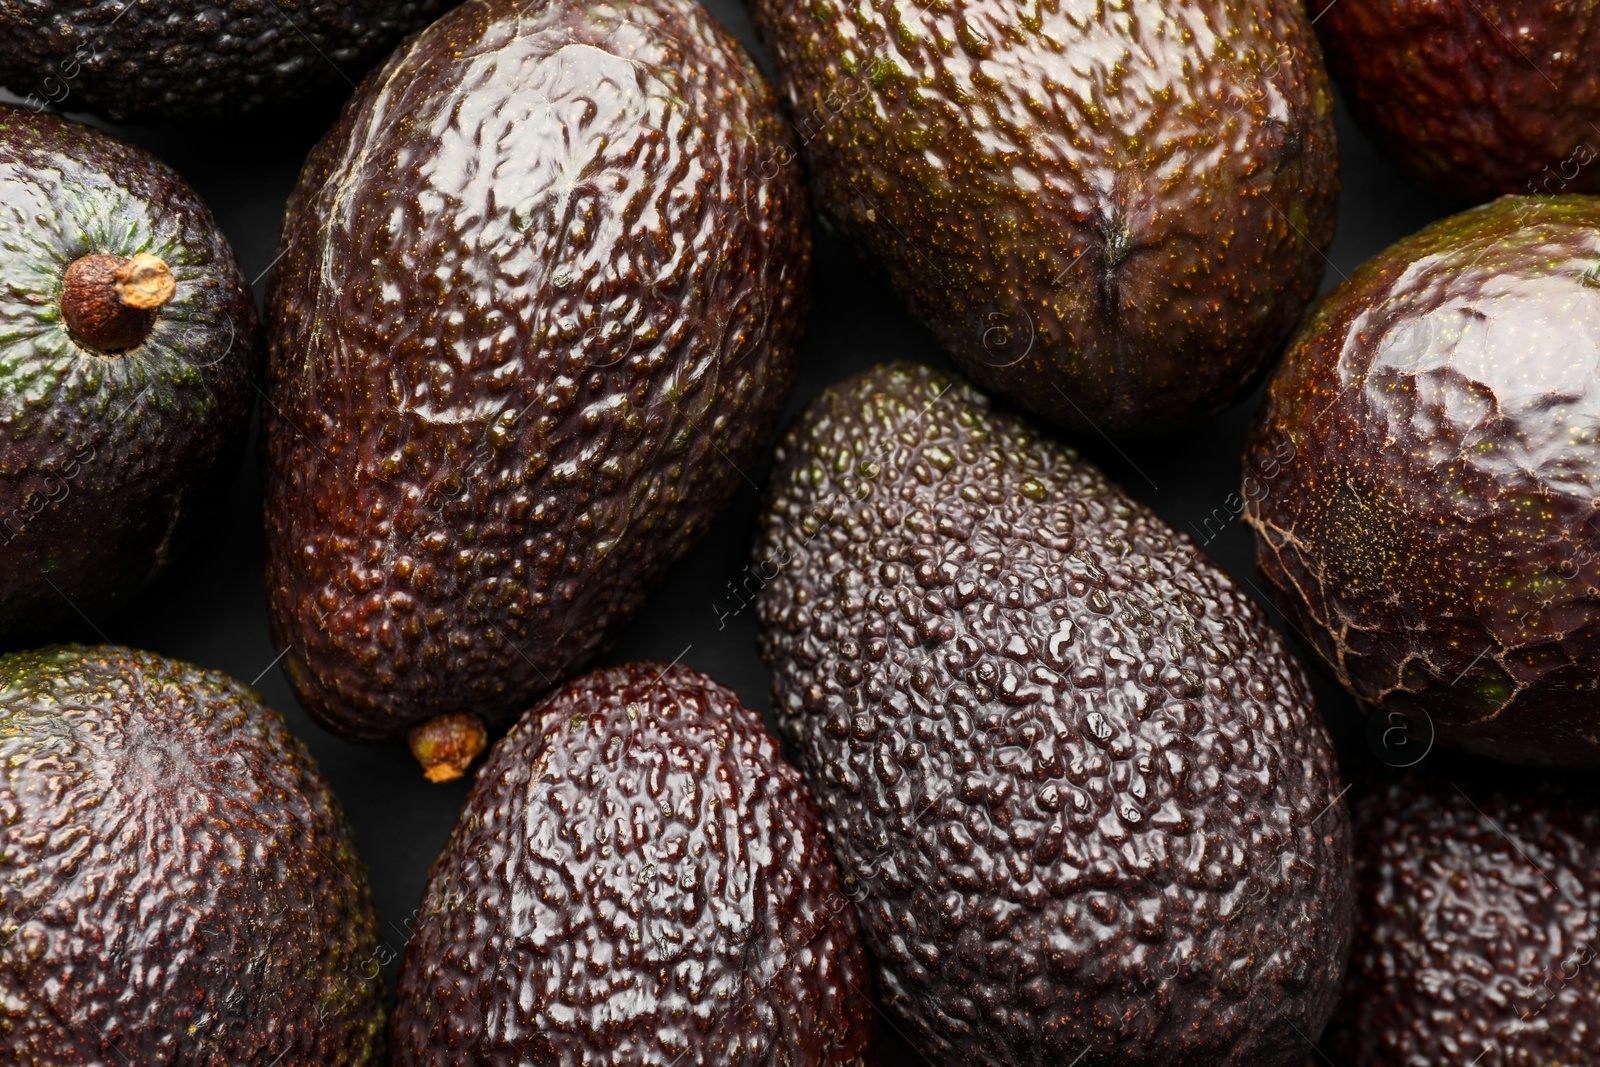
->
[0,107,257,647]
[0,645,386,1066]
[0,0,453,122]
[1318,0,1600,205]
[754,364,1353,1066]
[1245,196,1600,767]
[263,0,809,745]
[390,663,878,1065]
[747,0,1338,436]
[1326,768,1600,1065]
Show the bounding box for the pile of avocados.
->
[4,0,1600,1063]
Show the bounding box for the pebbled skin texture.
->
[389,663,879,1066]
[1245,195,1600,767]
[754,363,1353,1066]
[1325,768,1600,1067]
[0,107,258,647]
[0,0,455,123]
[1318,0,1600,206]
[0,644,386,1066]
[263,0,809,745]
[747,0,1339,437]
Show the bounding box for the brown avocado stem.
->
[408,713,490,783]
[60,252,177,354]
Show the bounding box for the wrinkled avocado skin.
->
[1318,0,1600,205]
[754,363,1352,1066]
[263,0,809,744]
[1245,196,1600,767]
[390,663,879,1065]
[0,644,386,1066]
[747,0,1338,436]
[0,107,258,647]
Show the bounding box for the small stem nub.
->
[408,713,490,783]
[61,252,176,353]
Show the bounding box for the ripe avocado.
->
[754,363,1353,1065]
[262,0,809,780]
[0,644,386,1065]
[0,0,454,122]
[1244,195,1600,767]
[747,0,1339,436]
[0,106,258,648]
[389,662,878,1065]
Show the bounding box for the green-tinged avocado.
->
[389,663,878,1065]
[0,107,258,648]
[746,0,1339,437]
[753,363,1353,1065]
[1245,195,1600,767]
[262,0,809,780]
[1325,767,1600,1065]
[1317,0,1600,205]
[0,0,455,123]
[0,644,386,1065]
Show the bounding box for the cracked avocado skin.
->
[0,107,257,647]
[1245,195,1600,767]
[262,0,809,768]
[0,645,386,1066]
[389,663,878,1066]
[753,363,1352,1066]
[746,0,1338,436]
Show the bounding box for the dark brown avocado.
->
[1245,195,1600,767]
[0,644,386,1065]
[754,363,1353,1065]
[389,662,878,1066]
[746,0,1339,436]
[262,0,809,779]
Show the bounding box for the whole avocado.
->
[0,645,386,1066]
[754,363,1353,1066]
[389,663,878,1066]
[0,0,454,122]
[1245,195,1600,767]
[263,0,809,779]
[0,106,257,648]
[746,0,1339,436]
[1317,0,1600,205]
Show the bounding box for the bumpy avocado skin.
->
[754,363,1352,1066]
[0,107,258,647]
[747,0,1338,436]
[263,0,809,744]
[0,0,453,122]
[1326,769,1600,1065]
[1318,0,1600,205]
[0,645,386,1066]
[390,663,878,1066]
[1245,195,1600,767]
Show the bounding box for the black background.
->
[2,1,1448,1060]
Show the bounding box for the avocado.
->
[389,662,878,1065]
[0,106,258,648]
[1244,194,1600,767]
[746,0,1339,436]
[753,363,1353,1065]
[1317,0,1600,205]
[1325,766,1600,1065]
[262,0,809,780]
[0,0,454,123]
[0,644,386,1065]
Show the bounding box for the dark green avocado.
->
[0,106,257,648]
[754,363,1353,1065]
[747,0,1339,436]
[0,0,455,123]
[0,644,386,1065]
[1245,195,1600,767]
[389,662,878,1065]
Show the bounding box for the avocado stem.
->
[61,252,176,354]
[408,713,490,783]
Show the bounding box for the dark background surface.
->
[2,1,1448,1060]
